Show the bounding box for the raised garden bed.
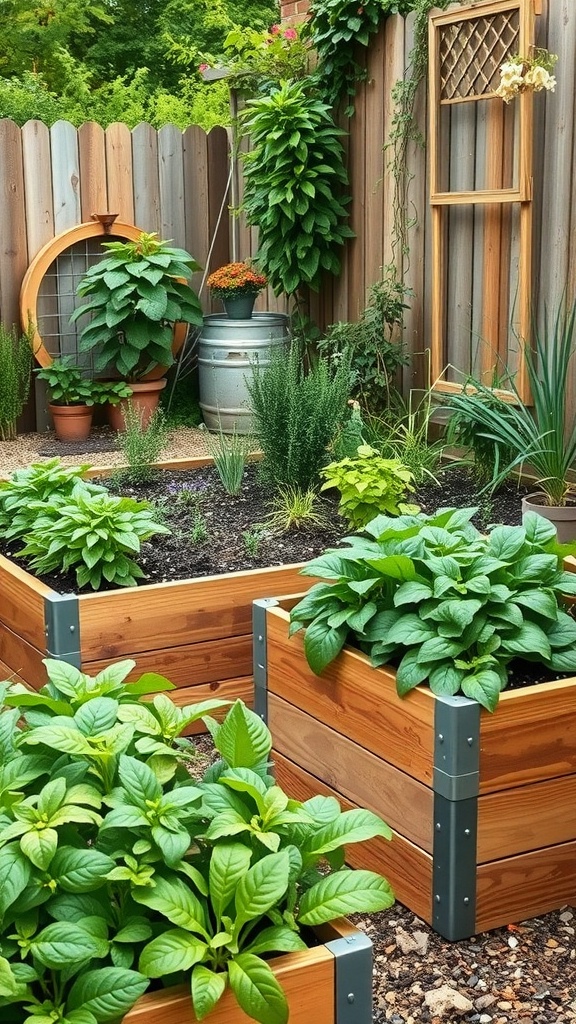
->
[255,596,576,941]
[0,457,338,710]
[121,919,372,1024]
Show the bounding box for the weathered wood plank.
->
[364,23,385,295]
[132,123,160,234]
[105,122,134,224]
[274,751,433,925]
[78,122,108,221]
[206,127,231,275]
[266,606,435,784]
[475,839,576,933]
[268,692,434,851]
[158,124,185,248]
[0,119,28,331]
[21,121,54,259]
[50,120,81,233]
[183,124,210,298]
[77,564,308,660]
[477,773,576,861]
[479,678,576,790]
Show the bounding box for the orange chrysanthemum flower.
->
[207,262,267,299]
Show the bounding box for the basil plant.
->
[0,660,393,1024]
[290,508,576,711]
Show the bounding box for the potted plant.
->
[0,658,393,1024]
[207,262,267,319]
[36,357,132,441]
[70,232,204,429]
[444,299,576,541]
[254,506,576,939]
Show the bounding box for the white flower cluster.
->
[495,57,557,103]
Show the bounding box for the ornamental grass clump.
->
[0,659,393,1024]
[290,507,576,711]
[0,322,32,441]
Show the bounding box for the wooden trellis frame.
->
[429,0,541,402]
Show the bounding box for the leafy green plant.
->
[375,390,446,486]
[266,487,331,533]
[0,460,106,543]
[116,404,170,484]
[289,508,576,711]
[205,423,250,496]
[217,22,310,92]
[189,502,209,544]
[321,445,417,528]
[240,81,354,296]
[17,490,170,589]
[445,301,576,506]
[0,658,393,1024]
[35,357,132,407]
[0,322,32,441]
[246,343,353,491]
[316,278,409,416]
[242,524,268,557]
[70,232,203,381]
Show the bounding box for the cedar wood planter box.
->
[121,920,372,1024]
[0,458,307,710]
[254,596,576,940]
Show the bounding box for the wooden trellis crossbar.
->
[428,0,540,402]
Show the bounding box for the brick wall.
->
[280,0,310,21]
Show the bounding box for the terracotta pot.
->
[49,403,93,442]
[521,492,576,543]
[108,379,167,432]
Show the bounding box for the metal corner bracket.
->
[252,597,278,723]
[326,930,373,1024]
[44,592,81,668]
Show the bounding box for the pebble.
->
[424,985,474,1016]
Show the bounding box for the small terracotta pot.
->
[49,404,93,442]
[521,492,576,543]
[107,379,167,432]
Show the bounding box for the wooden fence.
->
[1,0,575,430]
[0,119,233,430]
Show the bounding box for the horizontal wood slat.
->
[77,564,307,660]
[0,554,50,648]
[266,607,436,786]
[0,621,47,689]
[477,773,576,861]
[268,692,434,853]
[476,840,576,933]
[84,634,253,689]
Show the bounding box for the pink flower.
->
[283,28,297,40]
[198,63,210,73]
[270,24,280,34]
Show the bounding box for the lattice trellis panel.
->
[428,0,539,405]
[439,10,520,102]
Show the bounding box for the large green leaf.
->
[66,968,149,1022]
[30,922,109,967]
[191,965,227,1021]
[118,754,162,808]
[235,852,290,930]
[303,808,392,859]
[209,842,252,924]
[303,619,348,675]
[139,929,207,977]
[297,869,394,924]
[228,954,288,1024]
[213,701,272,768]
[50,847,115,893]
[0,844,31,915]
[20,827,58,870]
[132,876,207,934]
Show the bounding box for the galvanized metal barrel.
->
[198,312,290,434]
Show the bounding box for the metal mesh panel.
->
[36,236,123,374]
[439,10,520,101]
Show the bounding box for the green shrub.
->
[205,423,250,495]
[0,662,393,1024]
[290,508,576,711]
[0,460,105,542]
[266,486,331,532]
[246,344,353,491]
[321,444,417,528]
[18,490,170,589]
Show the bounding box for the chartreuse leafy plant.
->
[0,659,393,1024]
[320,444,417,528]
[290,508,576,711]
